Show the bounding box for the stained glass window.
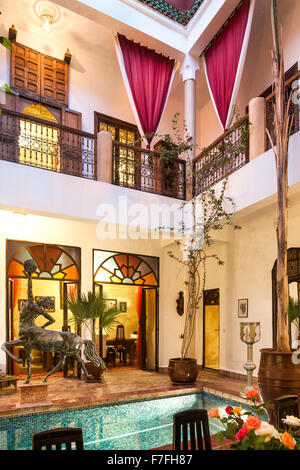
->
[94,250,159,287]
[7,242,80,281]
[19,104,61,172]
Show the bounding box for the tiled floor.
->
[0,368,253,416]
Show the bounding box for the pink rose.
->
[235,427,249,441]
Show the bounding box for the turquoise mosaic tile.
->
[0,392,250,450]
[137,0,204,26]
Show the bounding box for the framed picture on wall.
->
[18,299,27,311]
[35,296,55,312]
[105,299,117,310]
[238,299,248,318]
[119,302,127,312]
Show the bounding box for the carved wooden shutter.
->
[41,55,68,106]
[11,42,41,96]
[11,42,68,106]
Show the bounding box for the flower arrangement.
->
[209,389,300,450]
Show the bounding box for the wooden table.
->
[106,339,136,365]
[0,375,18,391]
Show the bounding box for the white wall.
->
[198,183,300,376]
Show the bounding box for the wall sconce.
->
[41,11,54,33]
[176,291,184,316]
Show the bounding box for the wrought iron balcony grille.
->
[0,109,95,179]
[193,116,249,197]
[112,140,186,200]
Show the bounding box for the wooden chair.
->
[115,324,127,365]
[173,409,212,451]
[274,395,299,430]
[32,427,84,450]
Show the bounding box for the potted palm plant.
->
[68,290,120,381]
[258,0,300,407]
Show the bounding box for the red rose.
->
[225,406,233,415]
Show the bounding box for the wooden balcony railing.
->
[0,109,96,179]
[193,116,249,197]
[112,141,186,200]
[265,70,300,151]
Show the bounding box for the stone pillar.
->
[181,55,199,200]
[249,97,266,161]
[97,131,113,183]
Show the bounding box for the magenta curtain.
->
[118,34,175,147]
[204,0,250,129]
[165,0,195,11]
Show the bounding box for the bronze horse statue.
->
[1,259,106,383]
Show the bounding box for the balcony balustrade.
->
[193,116,249,197]
[0,109,96,179]
[112,140,186,200]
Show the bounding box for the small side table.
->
[0,375,18,392]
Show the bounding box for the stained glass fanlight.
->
[94,250,158,287]
[7,242,80,281]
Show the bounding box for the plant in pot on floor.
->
[68,290,120,381]
[137,113,247,384]
[257,0,300,411]
[167,181,242,384]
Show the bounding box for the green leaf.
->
[0,37,12,50]
[0,83,15,94]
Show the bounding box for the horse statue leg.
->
[1,339,25,365]
[43,353,67,382]
[23,346,33,384]
[74,352,93,380]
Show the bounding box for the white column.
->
[97,131,113,183]
[249,97,265,161]
[181,55,199,200]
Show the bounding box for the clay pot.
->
[258,348,300,422]
[168,358,198,384]
[84,362,104,383]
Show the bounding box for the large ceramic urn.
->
[258,348,300,422]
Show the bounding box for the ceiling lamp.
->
[41,11,54,33]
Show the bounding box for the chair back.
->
[32,427,84,450]
[173,409,211,451]
[115,324,125,347]
[274,395,299,430]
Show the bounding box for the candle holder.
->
[240,322,261,398]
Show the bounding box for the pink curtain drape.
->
[117,34,175,147]
[166,0,195,11]
[204,0,251,129]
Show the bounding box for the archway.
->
[93,250,159,371]
[6,240,81,376]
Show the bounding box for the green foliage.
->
[0,36,12,50]
[68,290,121,342]
[0,35,13,116]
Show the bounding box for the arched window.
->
[7,242,80,281]
[94,250,159,287]
[19,104,61,172]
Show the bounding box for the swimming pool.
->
[0,392,246,450]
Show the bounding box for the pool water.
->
[0,392,246,450]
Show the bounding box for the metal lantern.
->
[240,322,261,398]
